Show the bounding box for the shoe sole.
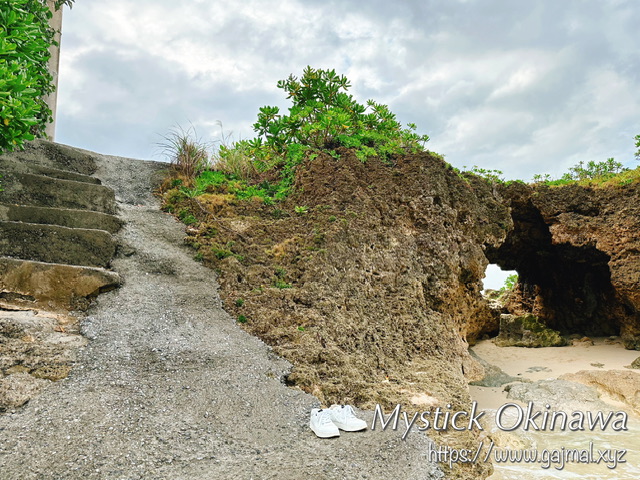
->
[310,427,340,438]
[332,422,367,432]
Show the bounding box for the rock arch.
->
[486,182,640,349]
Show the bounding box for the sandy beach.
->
[470,337,640,410]
[469,338,640,479]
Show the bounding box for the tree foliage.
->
[208,66,430,201]
[235,66,429,168]
[0,0,74,153]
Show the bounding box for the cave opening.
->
[482,264,517,292]
[484,192,630,339]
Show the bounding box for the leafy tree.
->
[635,134,640,160]
[0,0,74,153]
[247,66,429,164]
[211,66,430,200]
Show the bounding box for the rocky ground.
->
[0,151,445,480]
[3,141,638,479]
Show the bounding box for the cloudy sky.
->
[55,0,640,286]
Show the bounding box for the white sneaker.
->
[329,404,368,431]
[310,408,340,438]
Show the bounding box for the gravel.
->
[0,152,441,480]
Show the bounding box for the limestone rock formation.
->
[505,379,609,411]
[174,150,512,412]
[560,369,640,414]
[494,313,567,347]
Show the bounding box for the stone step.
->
[0,204,122,234]
[0,221,116,269]
[0,139,97,176]
[1,172,117,214]
[0,257,120,312]
[0,157,101,185]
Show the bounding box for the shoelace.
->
[334,405,357,421]
[316,409,334,425]
[343,405,357,417]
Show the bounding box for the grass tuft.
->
[159,125,211,182]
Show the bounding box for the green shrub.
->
[563,158,626,181]
[205,66,430,202]
[0,0,73,152]
[500,274,518,293]
[534,158,628,186]
[249,67,429,161]
[462,166,505,183]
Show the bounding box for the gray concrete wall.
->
[44,1,64,141]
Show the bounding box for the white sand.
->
[469,337,640,411]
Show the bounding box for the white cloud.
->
[55,0,640,174]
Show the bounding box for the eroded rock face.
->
[487,181,640,349]
[181,150,512,411]
[173,151,511,479]
[505,379,609,411]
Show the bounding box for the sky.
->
[54,0,640,288]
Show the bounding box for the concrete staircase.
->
[0,140,121,313]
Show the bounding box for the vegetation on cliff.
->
[159,69,510,415]
[163,67,431,204]
[159,68,640,479]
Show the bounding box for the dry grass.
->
[209,122,259,181]
[211,143,259,181]
[159,125,211,182]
